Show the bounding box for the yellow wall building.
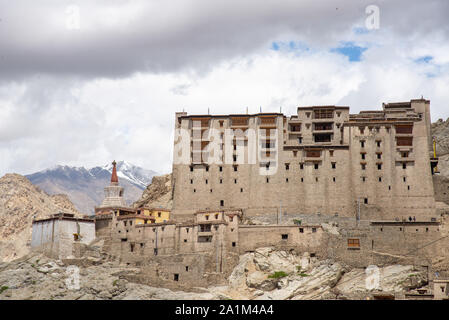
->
[137,207,171,224]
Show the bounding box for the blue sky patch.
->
[330,42,368,62]
[270,41,309,53]
[415,56,433,64]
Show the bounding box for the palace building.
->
[171,98,438,221]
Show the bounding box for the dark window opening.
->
[285,164,290,170]
[299,228,304,233]
[314,134,332,143]
[186,266,189,272]
[364,198,368,204]
[174,274,179,281]
[312,228,317,233]
[314,163,319,170]
[332,163,336,169]
[281,234,288,240]
[220,200,224,206]
[232,242,236,247]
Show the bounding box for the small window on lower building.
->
[232,242,236,247]
[347,238,360,248]
[364,198,368,204]
[184,239,187,243]
[220,200,224,206]
[281,234,288,240]
[186,266,189,272]
[312,228,317,233]
[174,274,179,281]
[299,228,304,233]
[154,248,158,255]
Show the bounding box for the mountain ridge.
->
[26,161,157,214]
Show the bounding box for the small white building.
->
[31,213,95,259]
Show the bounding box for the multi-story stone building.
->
[172,98,438,221]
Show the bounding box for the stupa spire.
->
[111,160,118,185]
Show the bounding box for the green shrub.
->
[0,286,9,294]
[113,280,119,286]
[293,219,302,225]
[268,271,288,279]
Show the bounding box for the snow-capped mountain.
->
[26,162,157,215]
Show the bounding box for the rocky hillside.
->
[0,174,81,263]
[133,174,172,209]
[0,244,430,300]
[27,161,157,214]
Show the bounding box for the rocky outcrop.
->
[0,174,81,263]
[212,247,429,300]
[133,174,172,209]
[0,243,225,300]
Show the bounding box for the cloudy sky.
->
[1,0,448,176]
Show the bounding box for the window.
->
[215,214,219,219]
[190,179,193,184]
[403,163,407,169]
[232,242,236,247]
[395,125,413,134]
[219,166,223,172]
[266,177,269,183]
[206,166,209,172]
[293,151,298,157]
[298,137,303,144]
[220,200,224,207]
[205,215,209,221]
[377,154,382,160]
[286,178,289,183]
[199,224,211,232]
[332,163,336,169]
[285,163,290,170]
[198,236,213,242]
[233,155,237,162]
[364,198,368,204]
[220,179,223,184]
[193,189,196,193]
[300,163,304,170]
[186,266,189,272]
[361,164,366,170]
[234,179,237,184]
[312,228,317,233]
[299,228,304,233]
[158,212,161,218]
[301,178,304,182]
[314,134,332,143]
[377,141,381,147]
[361,153,366,160]
[378,164,382,170]
[397,137,413,146]
[314,163,319,170]
[403,177,407,182]
[190,166,194,172]
[361,141,365,148]
[379,177,382,182]
[174,274,179,281]
[281,234,288,240]
[154,248,158,255]
[233,165,238,172]
[347,238,360,249]
[130,243,134,252]
[184,239,187,243]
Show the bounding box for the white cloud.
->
[1,1,449,176]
